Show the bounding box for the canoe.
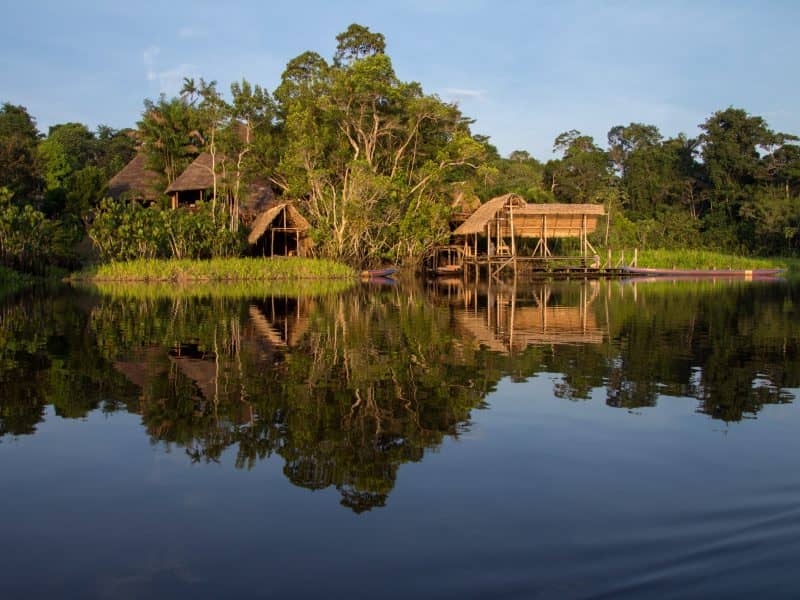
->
[622,266,784,278]
[360,268,398,278]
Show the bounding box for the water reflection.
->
[0,277,798,511]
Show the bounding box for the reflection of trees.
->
[430,279,800,419]
[2,279,798,510]
[88,288,491,512]
[0,290,136,438]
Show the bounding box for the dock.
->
[427,194,638,280]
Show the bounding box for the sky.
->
[1,0,797,159]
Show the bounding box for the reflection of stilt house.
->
[247,203,312,257]
[452,282,605,353]
[451,194,606,276]
[108,154,162,204]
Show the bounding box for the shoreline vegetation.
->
[634,250,798,272]
[77,278,356,299]
[69,257,355,282]
[0,250,796,294]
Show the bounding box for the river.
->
[0,277,798,598]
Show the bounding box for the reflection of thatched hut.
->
[164,152,275,213]
[452,284,605,353]
[247,202,311,257]
[108,154,161,203]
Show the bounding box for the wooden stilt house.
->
[452,193,605,275]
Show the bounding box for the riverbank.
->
[637,249,799,272]
[78,279,356,299]
[71,257,356,282]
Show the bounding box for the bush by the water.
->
[88,198,242,261]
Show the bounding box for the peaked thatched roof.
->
[166,152,276,212]
[108,154,161,201]
[247,203,311,244]
[165,153,215,193]
[452,193,526,235]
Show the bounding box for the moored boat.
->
[360,267,398,279]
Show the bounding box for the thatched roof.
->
[247,203,310,244]
[166,153,214,193]
[108,154,161,201]
[452,193,526,235]
[166,152,276,213]
[453,194,605,238]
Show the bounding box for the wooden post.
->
[171,193,178,210]
[543,215,548,258]
[582,214,587,259]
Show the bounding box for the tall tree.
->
[0,103,41,198]
[276,25,486,264]
[138,94,201,187]
[547,130,611,203]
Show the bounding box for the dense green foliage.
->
[1,25,799,274]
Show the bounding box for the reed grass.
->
[636,249,799,272]
[71,257,355,282]
[77,278,356,299]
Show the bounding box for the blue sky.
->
[1,0,797,159]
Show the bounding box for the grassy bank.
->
[71,257,356,282]
[636,249,799,272]
[78,278,356,299]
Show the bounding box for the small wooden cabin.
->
[108,154,161,204]
[247,202,312,257]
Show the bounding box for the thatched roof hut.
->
[450,193,606,262]
[108,154,161,203]
[247,202,312,257]
[165,152,215,194]
[165,152,275,212]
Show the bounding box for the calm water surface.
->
[1,278,799,599]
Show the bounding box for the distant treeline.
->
[1,23,798,273]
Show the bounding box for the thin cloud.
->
[143,45,160,81]
[142,45,196,95]
[177,26,206,39]
[443,87,487,102]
